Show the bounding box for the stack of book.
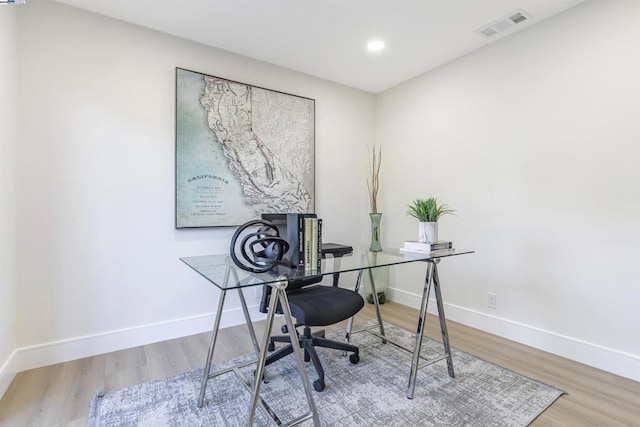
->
[286,213,322,271]
[400,240,453,254]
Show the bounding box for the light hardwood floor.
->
[0,301,638,426]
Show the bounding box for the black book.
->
[316,218,323,270]
[286,213,316,268]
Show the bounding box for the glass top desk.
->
[181,246,474,426]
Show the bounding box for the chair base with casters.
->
[262,284,364,392]
[267,323,360,391]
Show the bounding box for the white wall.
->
[0,4,19,399]
[7,0,374,374]
[377,0,640,380]
[2,0,637,394]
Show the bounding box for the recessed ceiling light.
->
[367,40,385,52]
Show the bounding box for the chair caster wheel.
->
[267,342,275,352]
[349,353,360,364]
[313,379,325,392]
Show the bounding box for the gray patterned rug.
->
[88,322,564,426]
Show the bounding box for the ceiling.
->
[54,0,586,93]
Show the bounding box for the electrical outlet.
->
[487,292,497,309]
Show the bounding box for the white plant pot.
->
[418,222,438,243]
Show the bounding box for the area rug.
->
[88,322,565,426]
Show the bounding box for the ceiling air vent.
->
[509,11,528,24]
[475,9,532,39]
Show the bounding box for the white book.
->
[310,218,318,270]
[304,217,313,270]
[400,247,430,254]
[400,247,453,255]
[403,240,453,252]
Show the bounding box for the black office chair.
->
[258,215,364,392]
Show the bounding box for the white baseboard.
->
[0,349,18,401]
[386,287,640,382]
[3,289,638,404]
[12,304,267,375]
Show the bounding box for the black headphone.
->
[229,219,290,273]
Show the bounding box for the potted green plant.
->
[406,197,455,243]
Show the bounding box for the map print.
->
[176,68,315,228]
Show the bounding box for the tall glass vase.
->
[369,213,383,252]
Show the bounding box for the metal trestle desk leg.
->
[367,268,386,341]
[197,287,262,406]
[197,266,260,408]
[248,277,320,426]
[344,271,363,347]
[345,268,387,347]
[407,259,455,399]
[433,260,455,378]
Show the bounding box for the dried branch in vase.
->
[367,144,382,213]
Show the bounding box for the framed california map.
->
[175,68,315,228]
